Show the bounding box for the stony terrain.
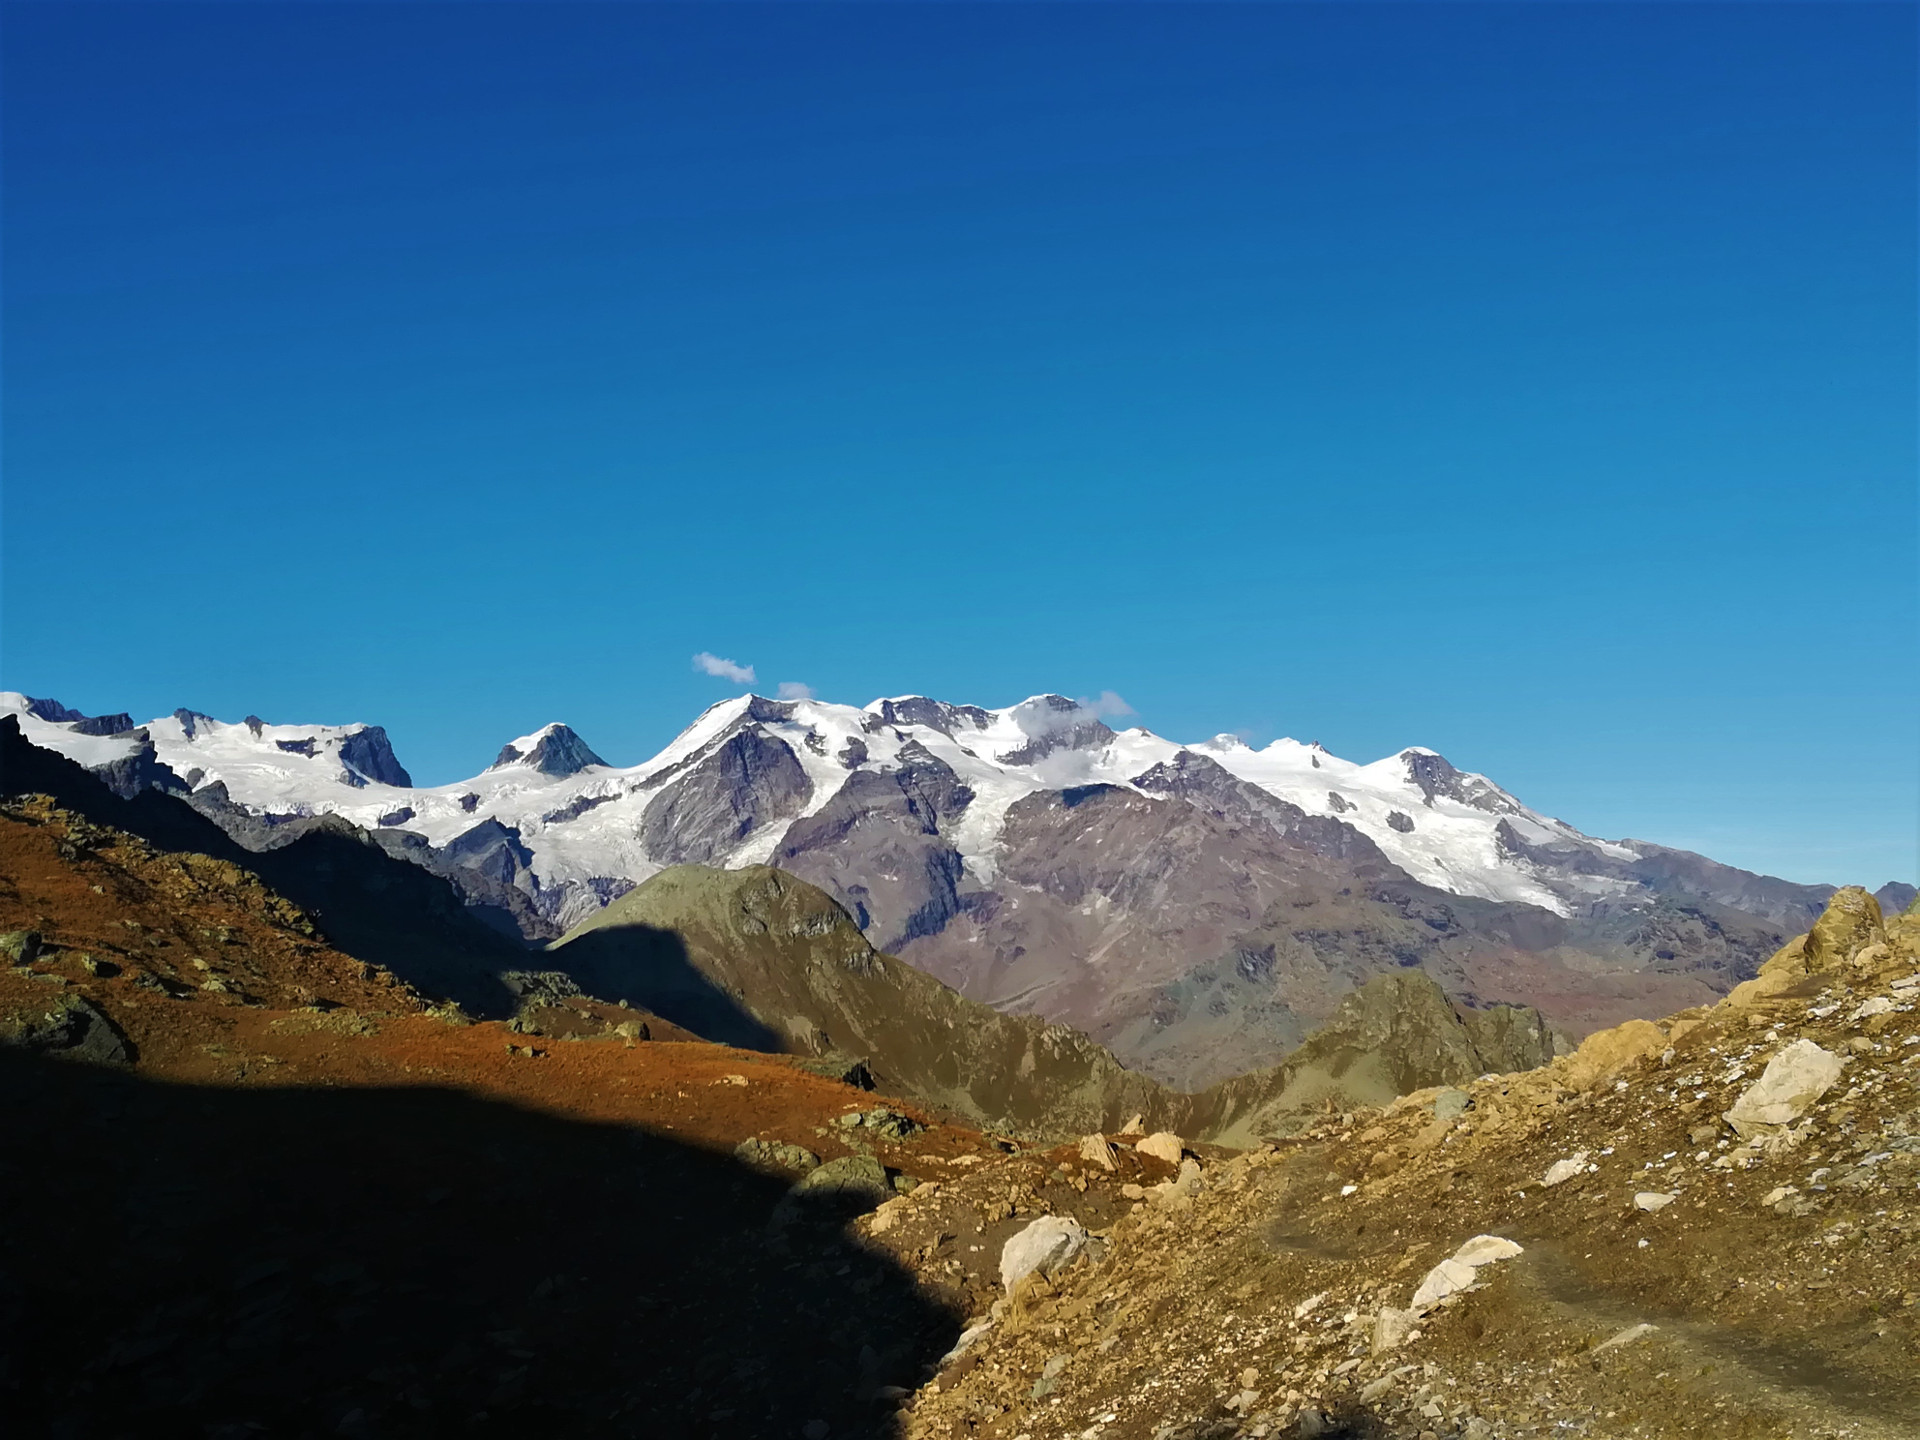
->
[856,887,1920,1440]
[5,710,1917,1440]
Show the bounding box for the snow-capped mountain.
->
[6,689,1870,1086]
[1,689,1635,914]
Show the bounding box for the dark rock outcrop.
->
[338,726,413,787]
[640,728,812,866]
[491,724,607,777]
[777,743,974,949]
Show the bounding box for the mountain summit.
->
[7,688,1906,1087]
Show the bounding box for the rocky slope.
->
[0,791,1015,1438]
[860,886,1920,1440]
[7,691,1901,1090]
[3,717,1555,1146]
[547,864,1559,1144]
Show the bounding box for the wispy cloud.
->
[775,681,815,701]
[1078,690,1136,720]
[692,652,755,685]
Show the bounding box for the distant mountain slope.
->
[6,689,1891,1085]
[543,863,1556,1141]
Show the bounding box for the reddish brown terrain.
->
[0,796,1003,1438]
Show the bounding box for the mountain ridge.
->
[8,688,1905,1087]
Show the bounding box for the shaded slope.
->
[549,865,1558,1144]
[550,865,1169,1138]
[1,717,532,1014]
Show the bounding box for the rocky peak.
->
[1400,748,1521,815]
[999,695,1117,766]
[490,723,607,778]
[337,726,413,788]
[865,696,994,735]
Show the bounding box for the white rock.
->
[1850,996,1897,1021]
[999,1215,1089,1292]
[1410,1257,1479,1311]
[1293,1291,1328,1319]
[1372,1305,1419,1353]
[1542,1150,1591,1186]
[1136,1131,1186,1166]
[1724,1040,1845,1136]
[1634,1192,1676,1212]
[939,1320,993,1365]
[1762,1185,1798,1206]
[1451,1235,1524,1266]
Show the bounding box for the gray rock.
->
[999,1214,1088,1292]
[791,1155,891,1207]
[1432,1087,1470,1122]
[1,994,132,1065]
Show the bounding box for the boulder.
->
[1804,887,1885,972]
[1724,1039,1844,1136]
[0,930,41,964]
[1410,1235,1523,1312]
[0,995,132,1065]
[1136,1131,1186,1166]
[999,1215,1089,1293]
[1562,1020,1665,1091]
[1542,1151,1590,1187]
[1077,1133,1118,1171]
[1410,1258,1479,1311]
[1634,1192,1676,1212]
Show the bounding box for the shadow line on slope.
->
[0,1046,956,1439]
[546,921,786,1053]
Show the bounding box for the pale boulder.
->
[1542,1150,1591,1187]
[1078,1133,1119,1171]
[1410,1234,1524,1312]
[999,1215,1089,1293]
[1563,1020,1665,1091]
[1724,1039,1844,1137]
[1136,1131,1186,1166]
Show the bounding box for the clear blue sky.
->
[3,3,1914,886]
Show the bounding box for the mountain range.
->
[7,689,1909,1087]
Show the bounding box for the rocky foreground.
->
[2,750,1916,1438]
[870,887,1920,1439]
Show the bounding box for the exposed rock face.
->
[491,724,607,777]
[89,733,189,800]
[337,726,413,787]
[548,865,1169,1137]
[640,729,812,866]
[1401,750,1522,814]
[776,742,974,949]
[868,697,994,735]
[1803,886,1885,971]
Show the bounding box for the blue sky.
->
[3,3,1914,886]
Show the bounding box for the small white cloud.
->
[1078,690,1136,720]
[775,681,815,701]
[692,652,755,685]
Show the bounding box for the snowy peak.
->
[490,724,607,778]
[1396,748,1525,816]
[139,709,414,793]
